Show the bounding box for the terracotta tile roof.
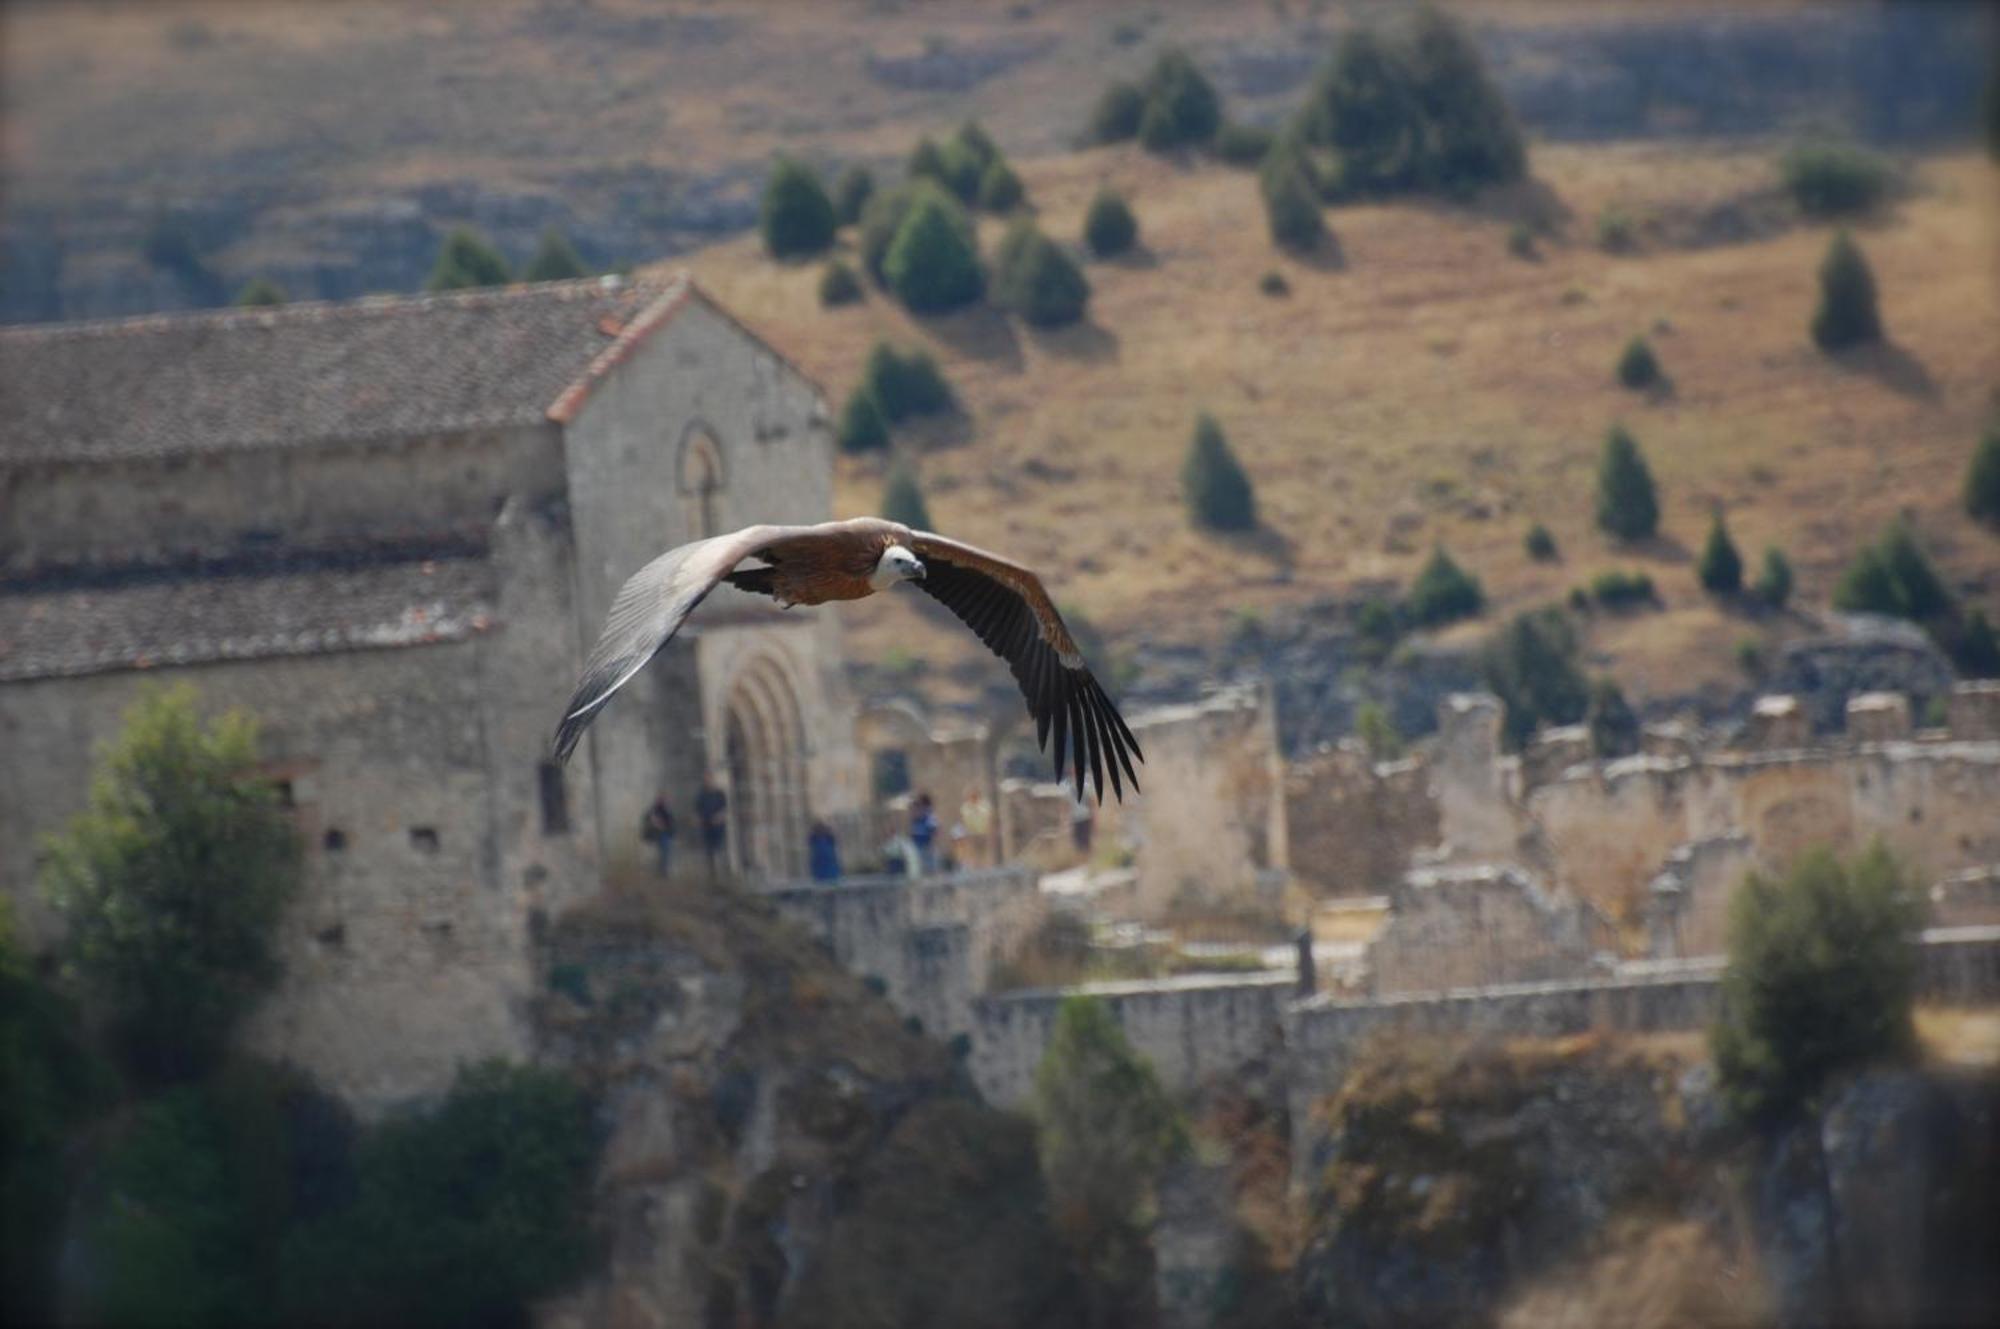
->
[0,275,691,464]
[0,552,497,682]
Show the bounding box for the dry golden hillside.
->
[671,142,1999,706]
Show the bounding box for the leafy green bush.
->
[1087,79,1145,144]
[1034,997,1187,1327]
[1302,26,1425,192]
[1482,607,1589,748]
[1588,569,1657,608]
[1697,510,1744,593]
[1182,412,1257,532]
[1354,701,1405,761]
[819,259,864,307]
[1524,521,1558,561]
[1781,140,1891,218]
[426,226,510,291]
[882,463,933,530]
[1406,545,1485,627]
[992,220,1091,327]
[1755,546,1795,609]
[235,277,287,307]
[1616,335,1661,389]
[978,159,1026,212]
[858,184,918,281]
[1811,229,1882,350]
[1135,47,1222,152]
[837,387,889,453]
[906,137,950,187]
[759,156,837,259]
[833,163,875,226]
[523,227,588,282]
[1964,421,2000,527]
[1083,189,1139,258]
[1401,6,1527,193]
[883,184,984,313]
[1586,676,1640,758]
[862,341,954,421]
[1712,844,1919,1125]
[43,685,301,1083]
[1215,121,1275,165]
[936,141,986,204]
[1833,520,1950,621]
[283,1062,597,1328]
[1594,424,1660,542]
[1261,156,1327,252]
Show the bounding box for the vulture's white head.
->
[872,544,927,590]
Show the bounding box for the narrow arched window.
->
[678,425,725,541]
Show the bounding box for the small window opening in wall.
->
[323,827,347,852]
[315,923,346,949]
[273,779,296,809]
[410,826,440,854]
[538,761,570,835]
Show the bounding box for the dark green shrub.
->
[1954,610,2000,678]
[1616,335,1660,389]
[953,120,1001,173]
[1595,206,1638,254]
[523,227,588,282]
[1407,545,1485,626]
[977,159,1026,212]
[1354,701,1404,761]
[1262,157,1327,252]
[819,259,864,307]
[43,686,301,1083]
[1083,189,1139,257]
[1482,606,1589,748]
[1302,26,1424,192]
[1586,676,1640,758]
[1781,140,1891,218]
[834,164,876,226]
[907,137,950,188]
[1402,5,1527,192]
[882,463,933,530]
[283,1062,596,1328]
[426,226,510,291]
[1964,421,2000,527]
[1258,270,1290,297]
[1735,636,1766,675]
[1811,229,1882,350]
[936,140,985,203]
[235,277,287,307]
[1755,546,1794,608]
[1137,47,1222,151]
[1594,424,1660,542]
[858,184,919,281]
[883,185,984,313]
[992,221,1091,328]
[1087,79,1145,144]
[759,156,837,259]
[1182,412,1257,532]
[1524,522,1558,561]
[1712,844,1919,1125]
[1833,520,1950,621]
[1589,569,1657,608]
[1215,121,1275,165]
[1355,596,1401,663]
[862,342,953,421]
[1697,510,1744,593]
[837,388,889,453]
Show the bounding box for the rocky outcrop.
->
[532,880,1078,1329]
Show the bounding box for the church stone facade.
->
[0,275,866,1109]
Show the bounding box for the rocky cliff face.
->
[1293,1034,1999,1329]
[531,880,1078,1329]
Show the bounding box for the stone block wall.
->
[1284,747,1438,898]
[1367,862,1616,995]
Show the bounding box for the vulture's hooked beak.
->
[911,561,927,581]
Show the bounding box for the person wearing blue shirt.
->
[909,792,938,875]
[808,820,842,882]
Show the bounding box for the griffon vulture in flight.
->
[552,518,1142,804]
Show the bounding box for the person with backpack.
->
[641,791,676,877]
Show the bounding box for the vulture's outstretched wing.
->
[552,524,817,764]
[908,532,1142,804]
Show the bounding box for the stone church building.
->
[0,274,867,1107]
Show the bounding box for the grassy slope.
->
[675,143,1998,707]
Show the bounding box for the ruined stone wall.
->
[968,972,1294,1107]
[1367,864,1615,995]
[1431,694,1526,862]
[1284,748,1439,897]
[2,424,561,572]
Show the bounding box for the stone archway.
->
[677,423,725,542]
[722,656,808,880]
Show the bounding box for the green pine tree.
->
[1087,80,1145,144]
[977,159,1026,213]
[1616,335,1660,389]
[882,185,985,313]
[1482,607,1589,748]
[833,164,875,226]
[1698,510,1744,593]
[992,220,1090,328]
[1407,544,1485,626]
[1965,421,2000,528]
[1811,229,1882,350]
[1402,5,1527,192]
[522,227,588,282]
[426,226,511,291]
[881,463,933,530]
[1303,26,1424,192]
[1755,547,1794,609]
[1594,424,1660,541]
[1586,676,1640,758]
[1182,412,1257,532]
[837,387,889,453]
[1083,190,1139,258]
[1136,47,1222,151]
[759,156,837,259]
[818,260,864,308]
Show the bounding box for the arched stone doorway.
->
[722,656,809,879]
